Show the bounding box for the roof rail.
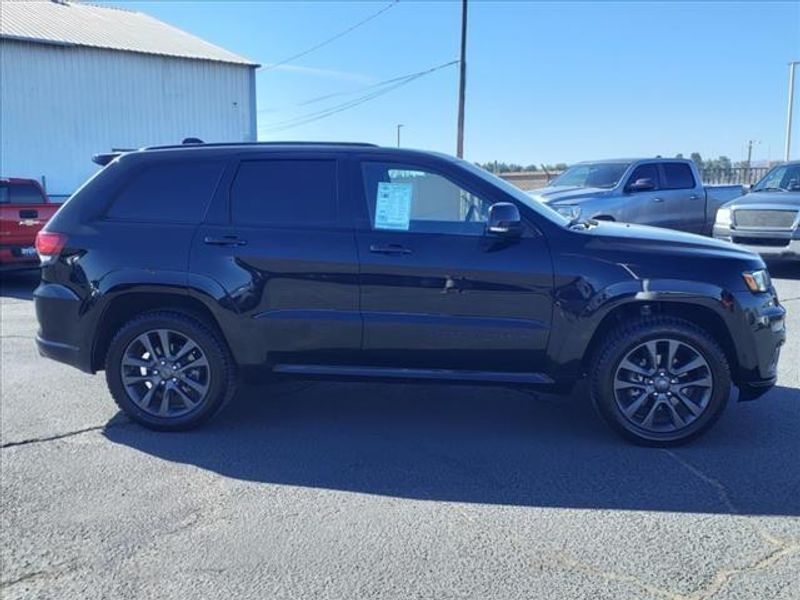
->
[142,141,380,151]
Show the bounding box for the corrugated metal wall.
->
[1,40,256,199]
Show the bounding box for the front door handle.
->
[689,194,700,200]
[204,235,247,247]
[369,243,413,255]
[652,197,664,203]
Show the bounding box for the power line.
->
[258,62,456,114]
[259,60,458,133]
[261,0,399,72]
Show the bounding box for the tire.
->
[590,316,731,446]
[105,311,237,431]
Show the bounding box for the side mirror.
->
[486,202,523,236]
[628,178,655,192]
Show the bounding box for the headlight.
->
[555,205,580,219]
[715,207,732,227]
[743,269,771,293]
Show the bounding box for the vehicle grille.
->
[734,209,797,229]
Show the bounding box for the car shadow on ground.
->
[105,380,800,517]
[0,270,39,300]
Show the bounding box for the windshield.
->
[549,162,631,189]
[753,164,800,192]
[457,160,569,225]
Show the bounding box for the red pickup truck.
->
[0,178,59,271]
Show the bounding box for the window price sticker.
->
[374,182,412,230]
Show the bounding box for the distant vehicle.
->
[713,161,800,261]
[527,158,743,235]
[0,178,58,271]
[34,143,785,445]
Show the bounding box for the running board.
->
[272,364,553,385]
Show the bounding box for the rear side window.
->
[106,161,225,223]
[0,183,46,204]
[230,160,338,227]
[661,163,696,190]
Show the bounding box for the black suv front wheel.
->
[105,311,236,430]
[591,317,731,446]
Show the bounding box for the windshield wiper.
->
[754,186,788,192]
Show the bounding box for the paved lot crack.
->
[0,570,48,587]
[1,419,129,449]
[664,450,800,599]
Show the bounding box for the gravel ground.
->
[1,265,799,600]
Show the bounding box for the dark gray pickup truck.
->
[528,158,743,235]
[713,161,800,261]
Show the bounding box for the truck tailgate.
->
[0,203,59,262]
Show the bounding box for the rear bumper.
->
[34,282,93,373]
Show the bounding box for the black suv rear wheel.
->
[105,311,236,430]
[590,317,731,446]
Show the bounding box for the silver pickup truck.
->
[528,158,743,235]
[713,161,800,261]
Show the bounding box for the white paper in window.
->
[374,182,412,230]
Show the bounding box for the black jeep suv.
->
[34,142,786,445]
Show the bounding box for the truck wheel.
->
[590,317,730,446]
[105,311,237,431]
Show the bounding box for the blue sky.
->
[111,1,799,165]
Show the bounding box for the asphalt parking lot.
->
[1,265,799,600]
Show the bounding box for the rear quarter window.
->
[106,160,225,223]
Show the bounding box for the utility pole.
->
[745,139,754,184]
[456,0,467,158]
[396,124,404,148]
[785,61,799,161]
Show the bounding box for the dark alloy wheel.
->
[106,311,236,430]
[591,317,731,446]
[119,328,211,418]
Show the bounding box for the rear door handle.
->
[19,209,38,219]
[369,244,413,255]
[652,197,664,203]
[204,235,247,247]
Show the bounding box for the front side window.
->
[362,162,491,236]
[231,159,338,227]
[660,163,696,190]
[626,164,660,191]
[107,161,225,223]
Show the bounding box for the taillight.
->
[35,231,68,261]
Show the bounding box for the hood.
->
[580,220,761,263]
[528,186,612,205]
[723,191,800,209]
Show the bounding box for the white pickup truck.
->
[528,158,743,235]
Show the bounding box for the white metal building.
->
[0,0,258,200]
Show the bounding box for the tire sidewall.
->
[106,313,230,430]
[593,322,731,446]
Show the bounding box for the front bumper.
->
[714,225,800,260]
[729,288,786,398]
